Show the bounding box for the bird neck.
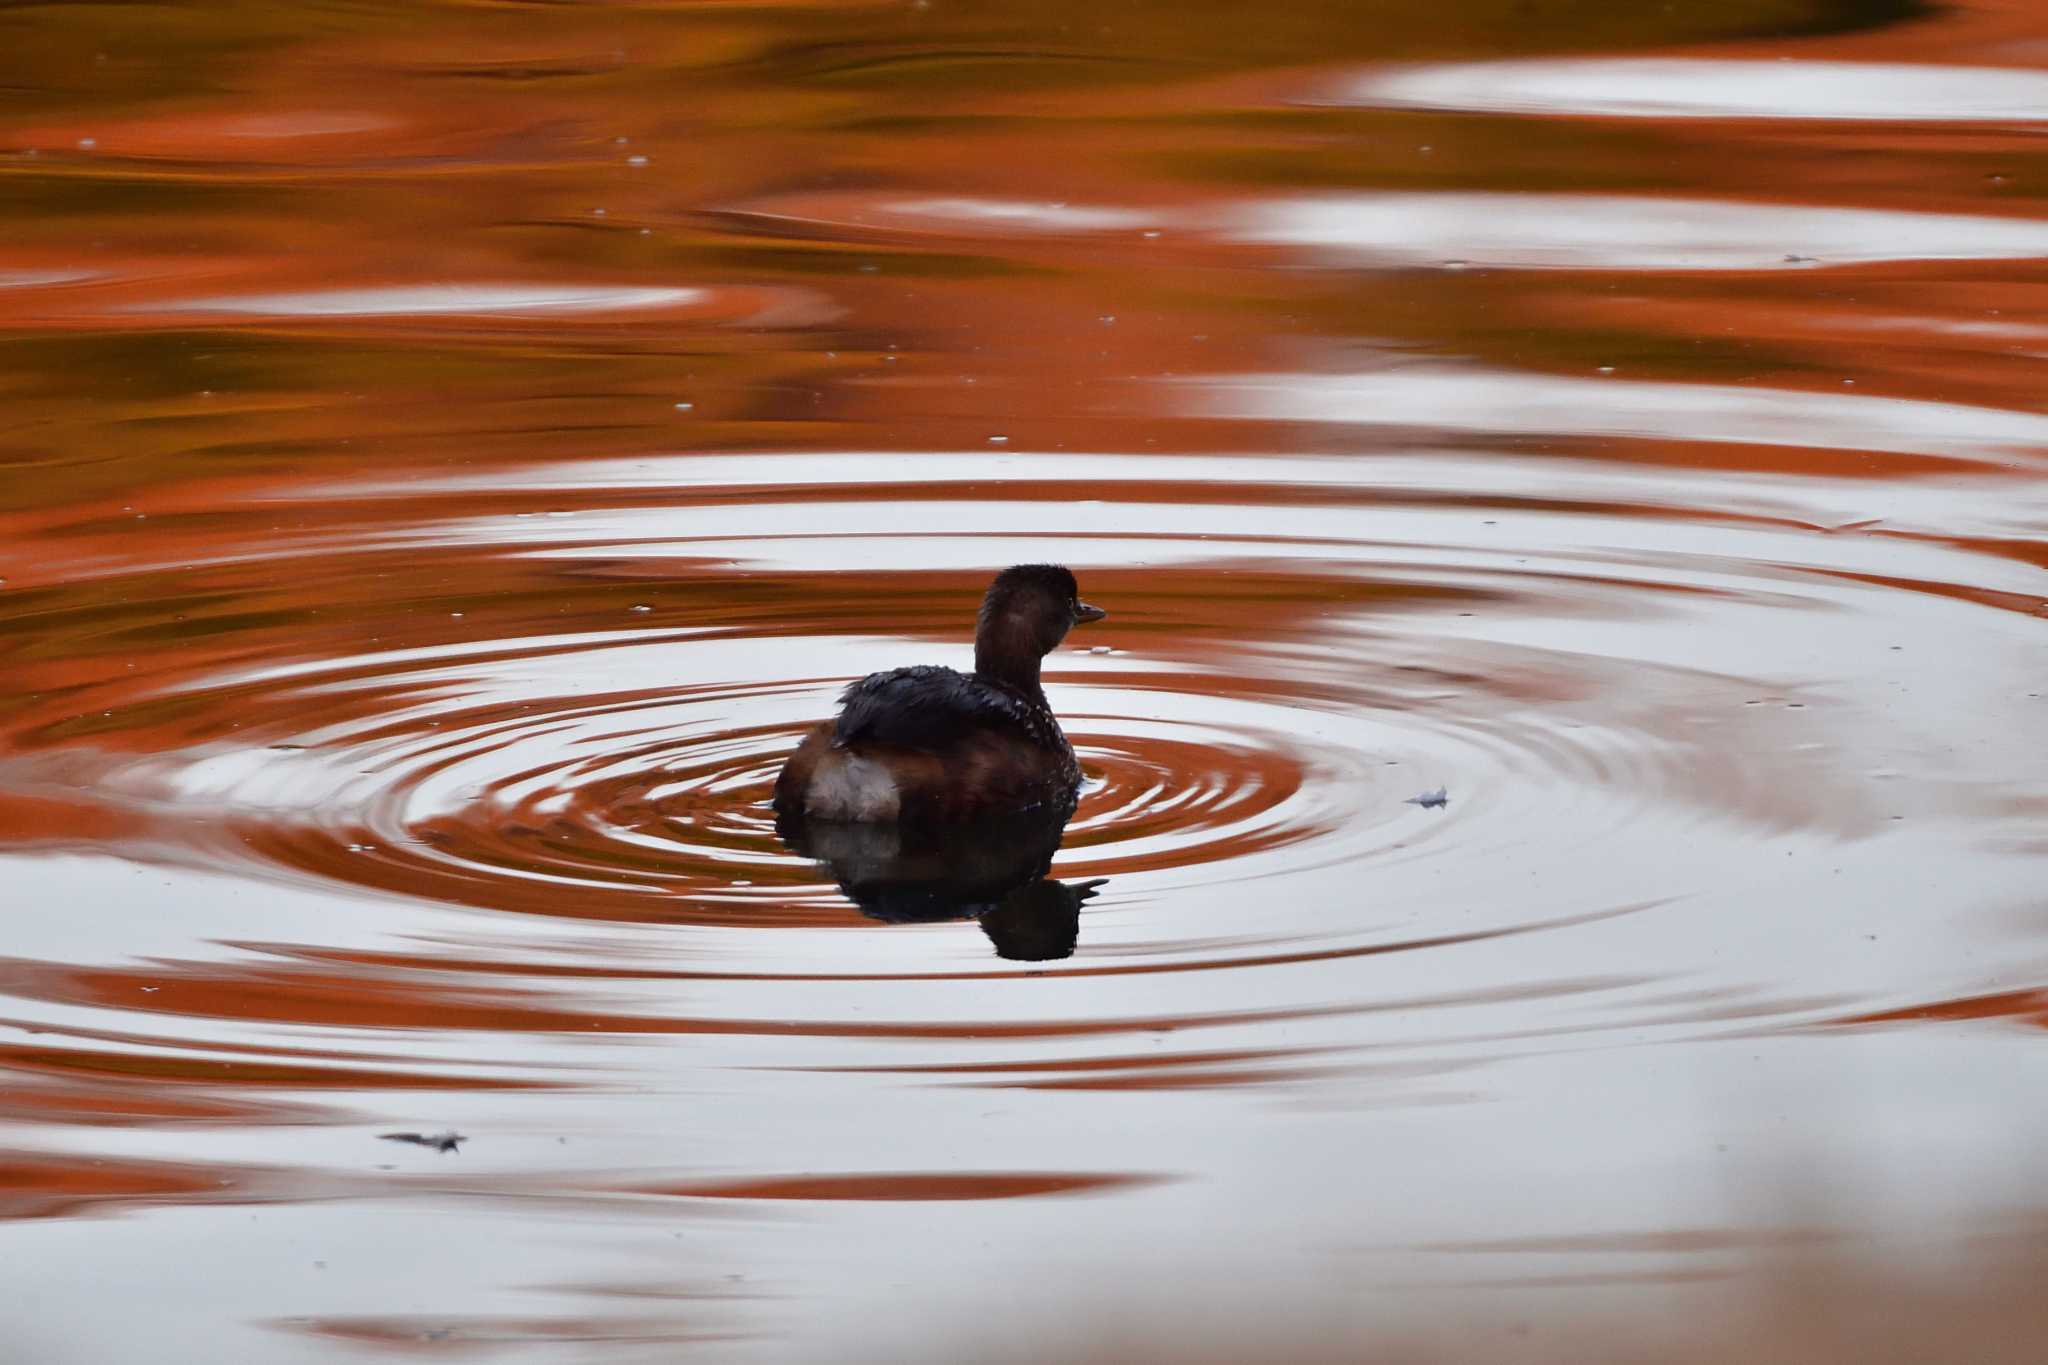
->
[974,638,1045,699]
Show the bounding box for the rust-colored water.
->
[2,0,2047,1359]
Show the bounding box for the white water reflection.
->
[893,198,1153,233]
[146,284,706,317]
[748,190,2048,271]
[1334,59,2048,122]
[1190,364,2048,461]
[1232,194,2048,270]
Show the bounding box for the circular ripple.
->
[77,592,1869,952]
[21,443,2027,971]
[196,673,1363,928]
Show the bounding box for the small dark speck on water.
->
[380,1130,466,1153]
[1406,787,1449,810]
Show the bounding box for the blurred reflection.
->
[1336,57,2048,122]
[775,798,1103,961]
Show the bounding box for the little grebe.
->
[772,564,1106,822]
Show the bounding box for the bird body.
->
[773,565,1104,823]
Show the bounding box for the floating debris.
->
[1405,787,1449,809]
[380,1130,466,1153]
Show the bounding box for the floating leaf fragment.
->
[380,1130,466,1153]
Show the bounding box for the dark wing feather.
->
[833,665,1051,753]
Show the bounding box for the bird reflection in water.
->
[775,796,1102,961]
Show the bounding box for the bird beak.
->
[1074,600,1106,625]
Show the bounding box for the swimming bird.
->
[772,564,1106,823]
